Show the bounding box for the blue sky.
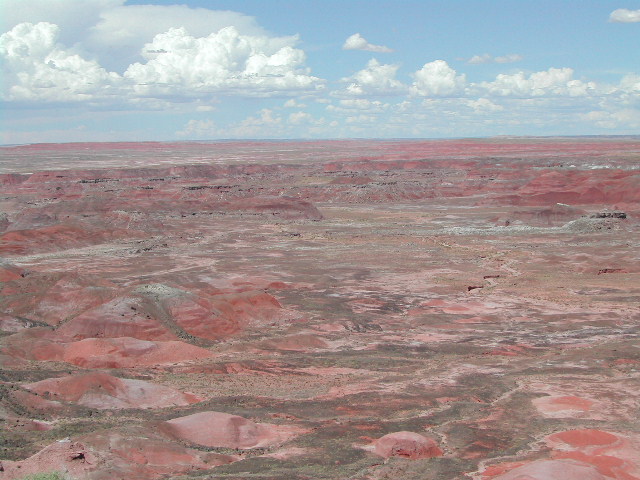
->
[1,0,639,143]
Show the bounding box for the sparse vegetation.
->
[18,472,70,480]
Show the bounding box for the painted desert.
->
[0,138,639,480]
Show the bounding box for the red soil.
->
[4,417,52,432]
[24,372,202,409]
[0,313,35,332]
[0,223,128,255]
[3,331,215,368]
[491,459,609,480]
[55,296,179,342]
[163,411,305,449]
[260,334,329,351]
[508,170,640,206]
[549,429,620,448]
[532,395,595,414]
[0,440,100,480]
[165,290,284,340]
[1,270,286,342]
[220,195,324,220]
[1,139,639,480]
[61,338,216,368]
[0,429,239,480]
[7,389,64,413]
[0,263,25,282]
[372,431,443,459]
[20,276,118,327]
[485,429,640,480]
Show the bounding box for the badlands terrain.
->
[0,138,639,480]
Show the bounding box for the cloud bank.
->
[125,26,322,98]
[1,0,639,141]
[0,22,120,103]
[0,21,323,104]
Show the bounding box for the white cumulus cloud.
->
[582,109,640,129]
[1,0,120,46]
[337,58,405,96]
[86,4,271,71]
[619,73,640,95]
[1,20,324,104]
[410,60,466,96]
[609,8,640,22]
[177,118,217,138]
[479,67,597,97]
[466,98,504,113]
[288,111,313,124]
[217,109,286,138]
[342,33,393,53]
[1,0,273,72]
[326,98,390,114]
[124,26,323,98]
[284,98,307,108]
[0,22,120,102]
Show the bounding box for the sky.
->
[1,0,639,144]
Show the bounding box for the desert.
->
[0,137,639,479]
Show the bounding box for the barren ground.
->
[1,138,639,479]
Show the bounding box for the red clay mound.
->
[2,278,285,344]
[220,195,323,220]
[84,429,237,479]
[260,334,329,352]
[0,327,59,360]
[0,313,39,332]
[0,223,128,255]
[492,459,609,480]
[0,272,118,326]
[548,429,619,448]
[330,175,373,185]
[373,431,443,459]
[56,295,178,341]
[498,203,587,226]
[0,429,238,480]
[0,172,29,185]
[0,353,29,368]
[3,416,52,433]
[544,429,639,479]
[163,411,304,449]
[3,332,215,368]
[61,337,215,368]
[5,210,60,231]
[533,395,594,415]
[165,295,242,340]
[213,291,285,330]
[164,290,284,341]
[7,389,64,413]
[498,170,640,206]
[0,440,99,480]
[0,262,25,282]
[24,372,202,409]
[26,276,118,326]
[216,290,283,320]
